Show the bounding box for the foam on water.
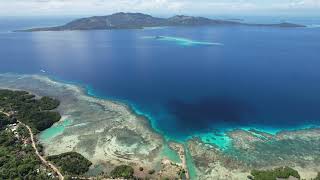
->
[142,36,223,46]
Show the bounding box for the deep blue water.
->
[1,17,320,140]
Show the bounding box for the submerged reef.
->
[142,36,223,46]
[0,74,164,177]
[188,128,320,179]
[0,73,319,179]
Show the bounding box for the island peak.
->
[18,12,305,32]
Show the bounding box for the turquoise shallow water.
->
[36,76,320,180]
[161,143,181,163]
[80,84,320,180]
[196,131,232,150]
[2,18,319,179]
[1,18,320,144]
[192,124,319,150]
[185,144,197,180]
[142,36,223,46]
[39,119,72,141]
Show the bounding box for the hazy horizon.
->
[1,0,320,17]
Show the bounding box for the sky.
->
[0,0,319,17]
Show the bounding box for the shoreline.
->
[0,73,170,177]
[34,73,194,178]
[46,73,164,138]
[2,73,319,147]
[1,73,320,179]
[16,74,319,129]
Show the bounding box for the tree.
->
[110,165,134,178]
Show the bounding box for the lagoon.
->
[40,117,72,141]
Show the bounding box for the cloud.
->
[0,0,183,15]
[0,0,319,16]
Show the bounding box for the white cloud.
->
[0,0,319,16]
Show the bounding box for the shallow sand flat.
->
[0,73,164,173]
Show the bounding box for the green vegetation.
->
[16,125,29,138]
[251,167,300,180]
[47,152,92,175]
[0,89,61,132]
[110,165,134,179]
[38,96,60,111]
[0,129,49,179]
[0,89,93,178]
[0,113,16,129]
[0,89,63,178]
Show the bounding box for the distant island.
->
[19,12,305,32]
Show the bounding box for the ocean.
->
[1,16,320,144]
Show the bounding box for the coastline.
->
[0,73,190,179]
[48,73,164,137]
[34,74,195,178]
[0,73,320,179]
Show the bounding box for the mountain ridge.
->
[19,12,306,32]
